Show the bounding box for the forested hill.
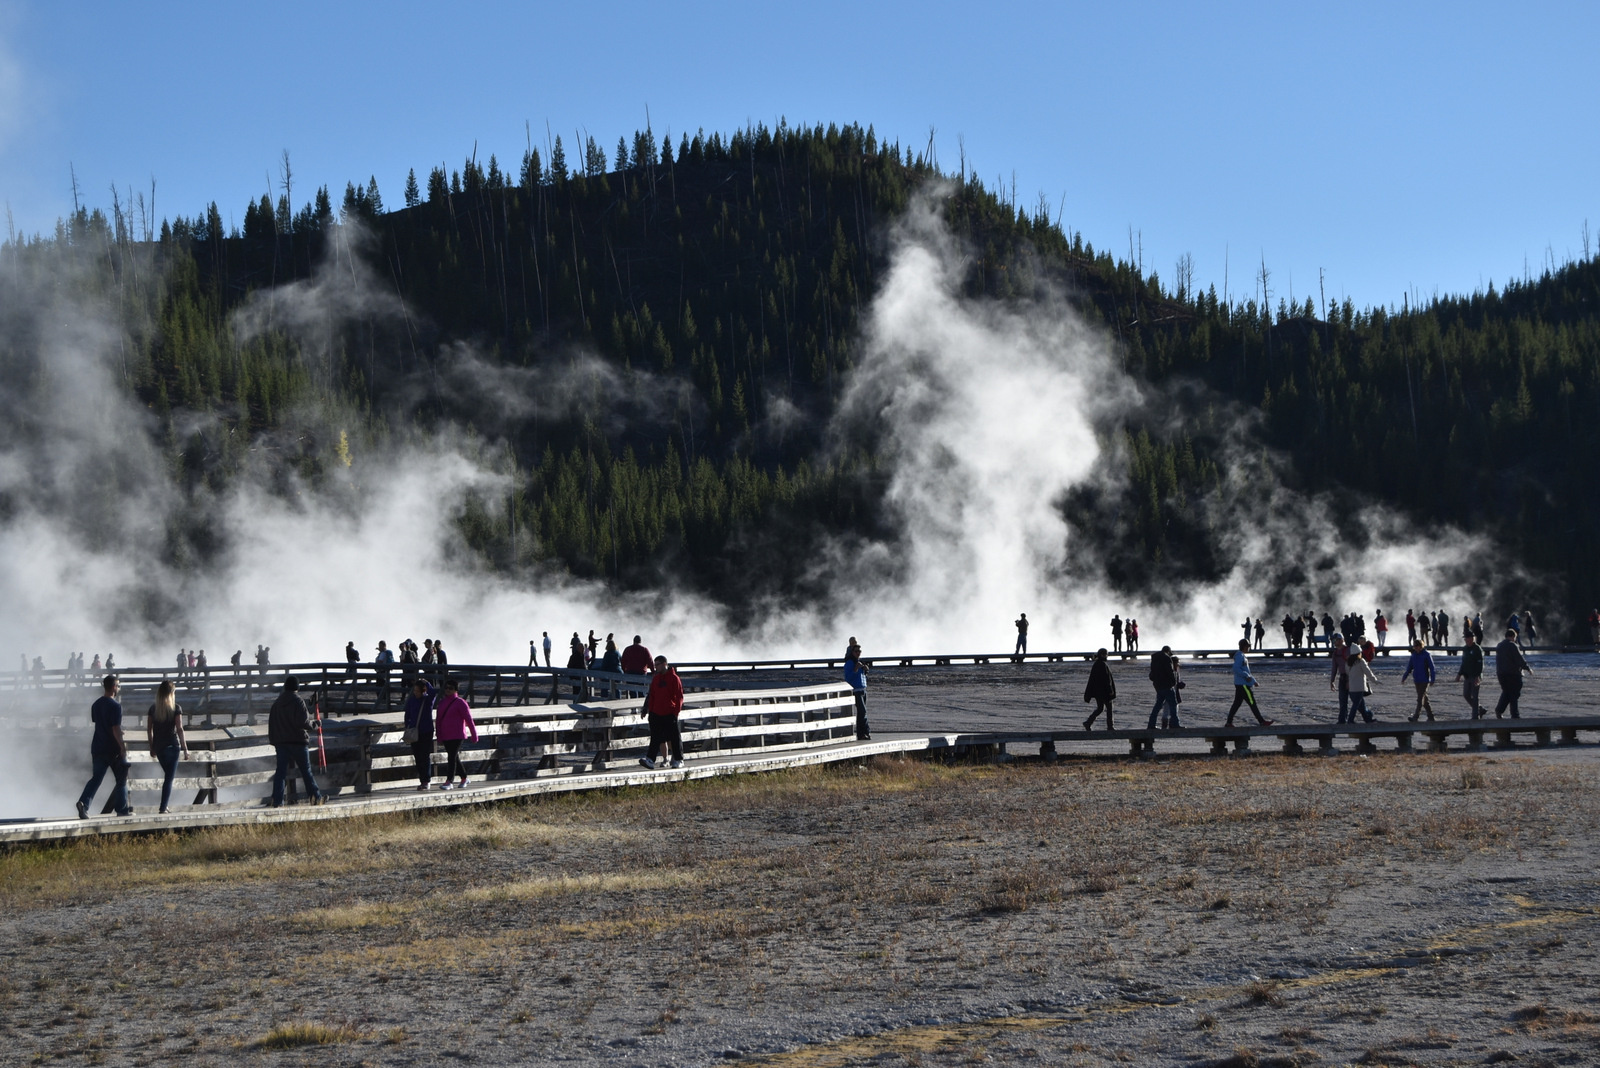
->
[5,121,1600,633]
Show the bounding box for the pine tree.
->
[404,168,420,208]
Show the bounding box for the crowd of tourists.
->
[1080,625,1536,732]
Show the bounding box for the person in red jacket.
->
[639,656,685,770]
[433,677,478,790]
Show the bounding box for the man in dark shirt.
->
[267,676,325,807]
[76,675,132,818]
[1493,630,1532,719]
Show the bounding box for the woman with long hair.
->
[146,679,188,814]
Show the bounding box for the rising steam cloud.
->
[0,191,1515,666]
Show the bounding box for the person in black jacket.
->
[1147,646,1182,729]
[267,676,325,807]
[1493,630,1532,719]
[1083,648,1117,730]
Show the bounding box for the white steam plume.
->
[0,190,1521,816]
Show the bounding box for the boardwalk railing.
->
[4,640,1588,720]
[48,680,859,811]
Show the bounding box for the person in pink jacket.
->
[433,677,478,790]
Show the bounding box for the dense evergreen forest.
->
[3,121,1597,634]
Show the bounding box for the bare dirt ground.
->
[5,741,1600,1067]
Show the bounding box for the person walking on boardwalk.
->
[403,678,436,790]
[1456,631,1486,718]
[542,631,552,668]
[1436,611,1450,647]
[1521,610,1537,646]
[145,679,188,814]
[528,638,539,667]
[1147,646,1181,730]
[640,656,687,768]
[1347,651,1378,723]
[1401,639,1437,722]
[1126,619,1139,652]
[1110,614,1123,653]
[1418,612,1431,648]
[1330,634,1353,724]
[1226,639,1274,727]
[1375,611,1389,648]
[1252,618,1265,651]
[1241,617,1252,643]
[1405,610,1417,644]
[844,645,872,740]
[1014,613,1029,656]
[267,676,324,807]
[1493,629,1532,718]
[434,677,477,789]
[586,630,599,663]
[76,675,133,818]
[1083,648,1116,730]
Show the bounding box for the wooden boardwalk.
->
[8,713,1599,845]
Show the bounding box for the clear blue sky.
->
[1,1,1594,311]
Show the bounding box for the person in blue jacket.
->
[844,641,870,740]
[1401,639,1437,722]
[1226,639,1273,727]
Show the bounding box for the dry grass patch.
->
[251,1021,366,1048]
[463,867,705,902]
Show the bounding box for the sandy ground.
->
[4,738,1600,1067]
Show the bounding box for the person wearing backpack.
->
[267,676,325,807]
[1147,646,1181,730]
[146,679,189,814]
[1083,648,1117,730]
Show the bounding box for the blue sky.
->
[0,1,1594,311]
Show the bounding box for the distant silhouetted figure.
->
[345,641,359,678]
[1083,649,1116,730]
[1014,614,1028,656]
[1110,615,1123,653]
[567,633,587,697]
[1493,630,1531,718]
[1375,611,1389,648]
[374,640,395,709]
[231,649,242,674]
[1126,619,1139,653]
[542,631,552,668]
[1252,618,1265,652]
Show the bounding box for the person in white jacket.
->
[1226,639,1274,727]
